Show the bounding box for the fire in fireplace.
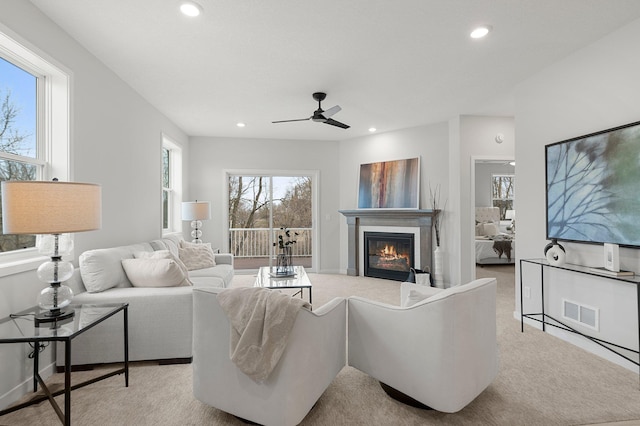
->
[364,232,415,281]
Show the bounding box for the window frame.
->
[0,27,70,275]
[223,169,319,272]
[491,173,515,220]
[161,134,182,235]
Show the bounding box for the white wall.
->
[515,17,640,370]
[456,115,515,284]
[0,0,188,408]
[188,136,341,273]
[337,118,515,286]
[338,122,451,278]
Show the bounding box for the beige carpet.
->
[2,266,640,426]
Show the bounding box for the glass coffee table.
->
[254,266,312,306]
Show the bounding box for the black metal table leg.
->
[65,339,71,426]
[540,264,546,332]
[520,259,524,332]
[124,306,129,387]
[33,341,39,392]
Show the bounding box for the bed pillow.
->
[179,243,216,271]
[121,258,190,287]
[483,222,499,236]
[475,223,485,236]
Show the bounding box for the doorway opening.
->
[472,158,516,278]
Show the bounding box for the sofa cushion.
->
[122,258,190,287]
[187,264,234,288]
[80,243,153,293]
[179,243,216,270]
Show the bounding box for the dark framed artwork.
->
[358,157,420,209]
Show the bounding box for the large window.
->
[227,172,316,271]
[0,30,70,272]
[492,174,514,220]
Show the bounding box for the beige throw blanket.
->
[217,287,310,382]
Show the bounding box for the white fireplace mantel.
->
[339,209,439,277]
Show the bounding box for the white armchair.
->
[348,278,499,413]
[192,287,347,426]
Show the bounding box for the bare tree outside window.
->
[0,57,39,252]
[492,174,514,220]
[228,175,313,269]
[162,147,170,230]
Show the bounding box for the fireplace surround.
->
[339,209,438,279]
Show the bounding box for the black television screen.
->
[546,120,640,247]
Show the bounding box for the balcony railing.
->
[229,227,312,258]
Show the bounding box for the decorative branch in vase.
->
[273,227,298,275]
[429,183,447,288]
[429,184,447,247]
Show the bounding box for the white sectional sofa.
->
[56,234,233,368]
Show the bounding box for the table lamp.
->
[181,200,210,244]
[1,180,102,324]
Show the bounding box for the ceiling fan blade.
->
[322,105,341,118]
[272,117,311,124]
[325,118,350,129]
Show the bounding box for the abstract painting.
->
[358,157,419,209]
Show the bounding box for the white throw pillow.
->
[80,248,132,293]
[404,289,432,307]
[179,239,210,249]
[475,223,485,236]
[179,244,216,271]
[121,258,190,287]
[483,222,499,236]
[134,250,192,285]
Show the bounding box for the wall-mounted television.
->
[546,120,640,247]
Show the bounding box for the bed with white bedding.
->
[475,207,515,265]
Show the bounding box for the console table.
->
[0,303,129,425]
[519,259,639,380]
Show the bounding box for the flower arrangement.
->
[273,226,298,251]
[273,227,298,275]
[429,183,447,247]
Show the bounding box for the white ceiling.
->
[30,0,640,141]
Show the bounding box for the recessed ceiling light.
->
[470,25,492,39]
[236,122,246,128]
[368,127,377,133]
[180,1,203,17]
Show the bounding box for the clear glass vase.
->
[276,246,293,275]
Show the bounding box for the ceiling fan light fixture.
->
[180,1,203,17]
[470,25,492,39]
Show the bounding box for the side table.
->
[0,303,129,425]
[520,259,639,383]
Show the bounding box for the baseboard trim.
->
[0,361,55,411]
[55,357,192,373]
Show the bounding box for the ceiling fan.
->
[272,92,350,129]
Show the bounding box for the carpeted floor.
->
[2,265,640,426]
